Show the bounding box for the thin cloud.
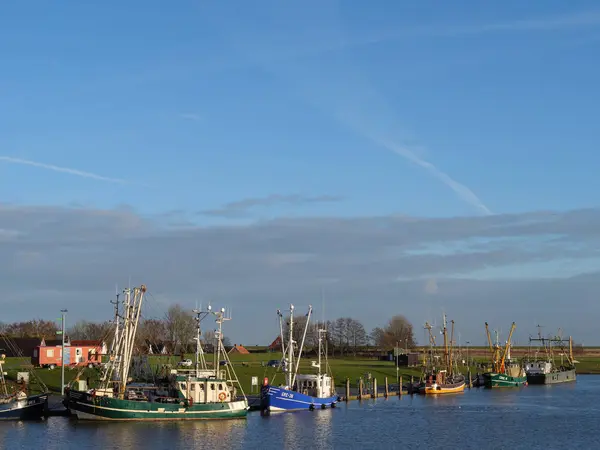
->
[375,138,492,215]
[0,156,130,184]
[179,113,202,121]
[202,193,344,218]
[332,10,600,51]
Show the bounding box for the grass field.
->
[4,349,600,394]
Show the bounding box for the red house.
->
[32,337,106,369]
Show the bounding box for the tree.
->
[372,315,416,349]
[164,305,196,353]
[282,313,317,349]
[137,319,168,352]
[68,320,113,341]
[4,319,58,338]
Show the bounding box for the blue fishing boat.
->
[260,304,338,413]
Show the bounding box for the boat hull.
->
[65,390,248,420]
[483,373,527,388]
[418,381,466,395]
[0,393,48,420]
[527,369,576,385]
[260,385,338,412]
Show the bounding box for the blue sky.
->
[2,1,599,218]
[1,2,600,343]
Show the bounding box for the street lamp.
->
[59,309,68,395]
[396,340,399,390]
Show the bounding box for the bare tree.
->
[164,305,196,353]
[282,314,317,349]
[137,319,168,352]
[372,315,416,349]
[4,320,59,338]
[68,320,113,341]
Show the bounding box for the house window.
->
[47,349,54,357]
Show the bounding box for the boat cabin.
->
[174,374,236,404]
[293,374,334,398]
[524,361,552,375]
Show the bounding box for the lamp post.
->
[396,340,399,390]
[59,309,67,395]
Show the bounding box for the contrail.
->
[0,156,130,184]
[374,138,492,215]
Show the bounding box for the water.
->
[3,376,600,449]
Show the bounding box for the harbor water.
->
[2,375,600,449]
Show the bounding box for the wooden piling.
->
[468,370,472,388]
[384,377,389,397]
[399,375,403,396]
[345,378,350,401]
[359,378,364,400]
[373,378,378,398]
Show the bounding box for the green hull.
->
[65,390,248,420]
[483,373,527,388]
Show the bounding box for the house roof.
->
[268,336,282,349]
[228,344,250,354]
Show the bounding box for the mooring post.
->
[385,377,389,397]
[399,375,403,396]
[468,370,472,388]
[373,378,378,398]
[359,378,364,400]
[345,378,350,401]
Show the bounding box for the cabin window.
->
[210,383,215,390]
[190,384,195,391]
[180,383,186,390]
[218,384,223,390]
[47,349,54,357]
[199,383,204,391]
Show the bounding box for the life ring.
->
[218,392,227,402]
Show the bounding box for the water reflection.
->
[4,378,600,449]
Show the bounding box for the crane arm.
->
[499,322,516,373]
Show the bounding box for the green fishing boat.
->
[482,322,527,388]
[65,285,249,420]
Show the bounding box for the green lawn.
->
[5,352,600,395]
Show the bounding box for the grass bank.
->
[5,351,600,395]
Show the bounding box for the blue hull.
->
[0,393,48,420]
[260,386,338,412]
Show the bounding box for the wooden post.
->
[345,378,350,401]
[385,377,389,397]
[399,375,403,396]
[468,370,472,388]
[359,378,364,400]
[373,378,378,398]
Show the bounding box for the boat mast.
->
[277,309,286,357]
[449,320,455,376]
[0,356,7,396]
[442,314,449,370]
[291,305,312,389]
[193,308,208,375]
[286,304,294,388]
[117,285,146,398]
